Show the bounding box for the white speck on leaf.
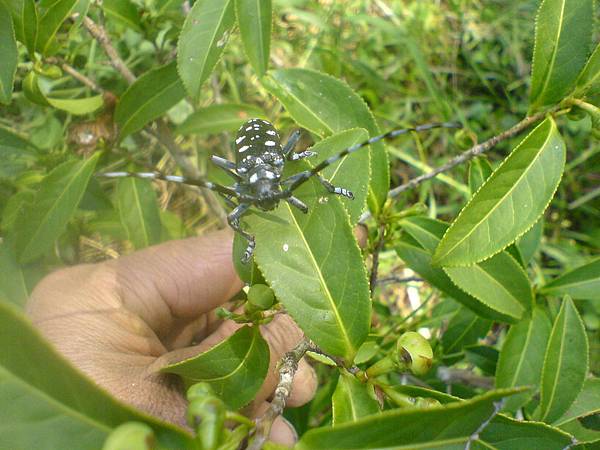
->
[283,244,289,252]
[318,196,328,204]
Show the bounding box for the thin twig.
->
[248,339,312,450]
[81,16,137,84]
[378,276,423,286]
[464,399,504,450]
[46,57,104,93]
[369,224,387,293]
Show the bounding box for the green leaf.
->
[575,43,600,97]
[541,258,600,300]
[444,251,533,322]
[332,371,379,425]
[35,0,78,55]
[262,68,389,217]
[0,126,38,179]
[22,0,38,57]
[517,218,543,264]
[442,306,492,355]
[103,0,142,32]
[478,414,574,449]
[303,129,369,223]
[495,307,553,412]
[176,103,266,136]
[468,156,493,196]
[538,297,589,423]
[0,302,191,450]
[235,0,271,77]
[296,389,519,449]
[0,243,32,308]
[244,163,370,362]
[554,378,600,429]
[432,118,565,267]
[116,177,162,249]
[115,62,185,139]
[13,155,100,263]
[161,326,269,410]
[0,1,18,105]
[529,0,594,110]
[176,0,235,102]
[397,217,522,323]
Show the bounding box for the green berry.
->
[102,422,155,450]
[396,332,433,376]
[247,284,275,310]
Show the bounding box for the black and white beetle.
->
[100,118,460,263]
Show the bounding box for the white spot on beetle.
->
[265,140,276,146]
[246,126,253,131]
[239,145,250,152]
[236,135,246,144]
[266,130,276,135]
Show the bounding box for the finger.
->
[254,402,298,447]
[110,229,243,329]
[287,359,317,407]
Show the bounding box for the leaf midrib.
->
[436,121,555,263]
[541,306,567,421]
[506,319,535,388]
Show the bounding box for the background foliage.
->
[0,0,599,449]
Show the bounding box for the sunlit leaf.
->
[243,159,370,362]
[116,177,162,249]
[236,0,271,76]
[161,326,269,410]
[13,155,100,263]
[529,0,594,110]
[495,307,552,412]
[538,297,589,423]
[22,0,38,57]
[115,62,185,139]
[103,0,142,32]
[262,68,389,217]
[332,371,379,425]
[176,103,266,136]
[0,2,18,105]
[468,156,493,196]
[541,258,600,300]
[444,251,533,322]
[433,118,565,267]
[177,0,235,101]
[575,43,600,97]
[0,302,191,450]
[554,378,600,428]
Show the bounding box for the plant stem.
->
[247,339,312,450]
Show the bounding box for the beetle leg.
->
[282,130,301,158]
[317,176,354,199]
[288,150,317,161]
[286,196,309,213]
[211,155,242,180]
[227,203,255,263]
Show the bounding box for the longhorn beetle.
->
[100,119,461,263]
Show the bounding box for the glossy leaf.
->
[245,162,370,362]
[0,302,191,450]
[529,0,594,110]
[517,218,543,264]
[13,155,100,263]
[161,326,269,410]
[444,251,533,322]
[468,156,493,196]
[397,217,521,323]
[541,258,600,300]
[177,0,235,101]
[332,371,379,425]
[296,389,518,449]
[262,68,389,217]
[103,0,142,32]
[116,177,162,249]
[575,43,600,97]
[176,103,265,136]
[0,2,18,105]
[236,0,271,76]
[35,0,78,55]
[303,129,369,223]
[538,297,589,423]
[433,118,565,267]
[478,414,573,449]
[495,307,553,412]
[442,306,492,355]
[115,62,185,139]
[22,0,38,57]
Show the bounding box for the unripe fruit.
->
[414,397,442,408]
[187,397,226,450]
[396,332,433,376]
[187,382,215,401]
[247,284,275,310]
[102,422,155,450]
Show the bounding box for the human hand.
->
[26,229,316,446]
